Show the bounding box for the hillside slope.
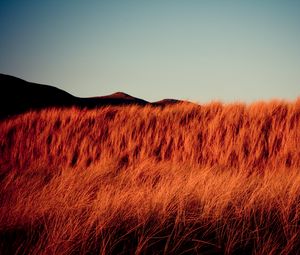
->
[0,74,181,118]
[1,75,300,254]
[0,100,300,254]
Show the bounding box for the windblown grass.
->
[0,99,300,254]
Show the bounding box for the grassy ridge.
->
[0,100,300,254]
[1,99,300,172]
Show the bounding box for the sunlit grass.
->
[0,99,300,254]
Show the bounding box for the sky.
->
[0,0,299,103]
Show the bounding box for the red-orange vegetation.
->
[0,99,300,254]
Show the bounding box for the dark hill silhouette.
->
[0,74,78,118]
[152,99,181,106]
[0,74,182,119]
[78,92,149,108]
[99,92,144,100]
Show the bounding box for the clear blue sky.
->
[0,0,299,102]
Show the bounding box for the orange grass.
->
[0,99,300,254]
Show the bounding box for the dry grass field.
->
[0,99,300,254]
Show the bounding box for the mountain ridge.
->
[0,74,182,119]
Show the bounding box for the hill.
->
[0,74,181,118]
[0,74,77,118]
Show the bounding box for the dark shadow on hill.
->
[0,74,183,119]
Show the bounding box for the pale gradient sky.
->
[0,0,299,102]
